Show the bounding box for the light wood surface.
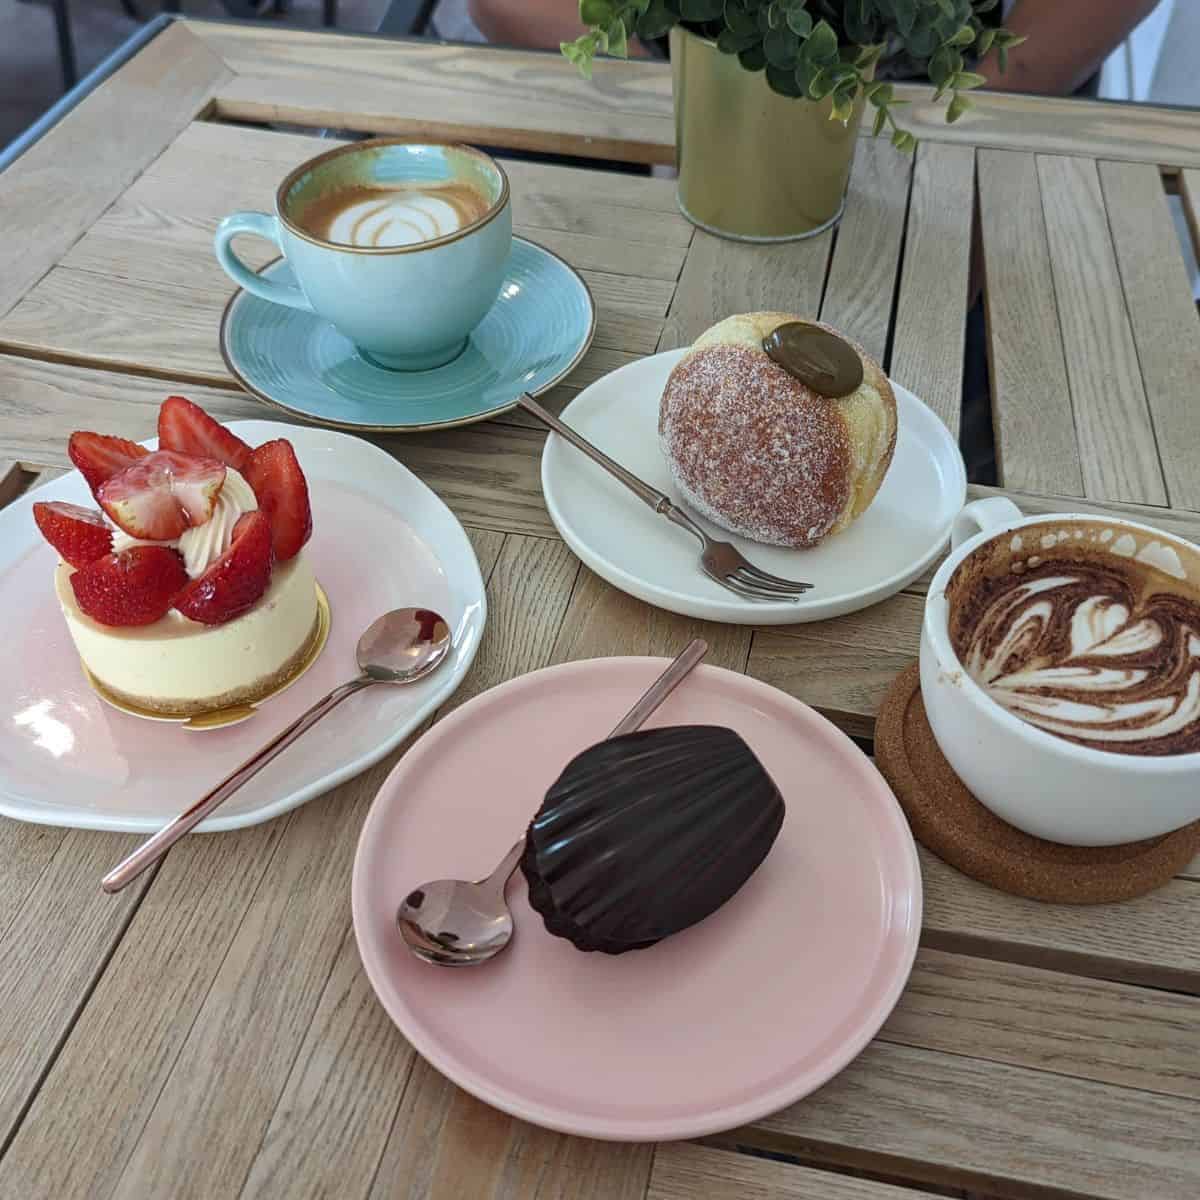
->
[977,149,1082,496]
[3,21,1200,1200]
[0,23,230,321]
[1037,154,1167,505]
[888,142,974,437]
[1098,159,1200,511]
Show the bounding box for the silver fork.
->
[518,393,813,603]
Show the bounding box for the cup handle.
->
[951,497,1023,549]
[213,212,313,311]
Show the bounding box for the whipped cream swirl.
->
[111,467,258,579]
[953,561,1200,755]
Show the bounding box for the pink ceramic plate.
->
[0,421,485,832]
[353,658,922,1141]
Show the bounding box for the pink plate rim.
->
[351,657,923,1141]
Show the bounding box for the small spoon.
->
[397,637,709,967]
[101,607,452,894]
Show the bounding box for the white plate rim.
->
[540,349,967,625]
[351,656,923,1142]
[0,419,486,833]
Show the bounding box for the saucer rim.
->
[218,237,596,434]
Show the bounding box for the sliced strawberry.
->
[158,395,252,472]
[33,501,113,568]
[243,439,311,562]
[68,431,150,498]
[173,510,273,626]
[97,450,226,541]
[70,545,187,627]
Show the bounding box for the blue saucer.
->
[219,237,595,432]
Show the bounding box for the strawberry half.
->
[70,546,188,627]
[97,450,226,541]
[173,510,273,626]
[33,501,113,568]
[243,439,311,562]
[68,431,149,498]
[158,395,252,473]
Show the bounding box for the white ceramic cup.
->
[920,497,1200,846]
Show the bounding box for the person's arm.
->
[469,0,583,50]
[981,0,1161,95]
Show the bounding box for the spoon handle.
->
[101,675,375,894]
[609,639,708,738]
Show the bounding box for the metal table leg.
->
[51,0,78,90]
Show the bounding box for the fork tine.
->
[736,562,813,590]
[704,569,778,603]
[721,573,803,603]
[730,569,811,597]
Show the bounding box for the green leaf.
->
[766,1,782,29]
[855,41,883,69]
[724,0,758,35]
[580,0,617,24]
[974,0,1000,11]
[606,16,628,56]
[867,81,894,103]
[936,0,955,16]
[928,45,957,88]
[785,6,812,36]
[997,43,1008,72]
[739,44,768,70]
[679,0,724,18]
[872,105,888,136]
[954,70,987,89]
[891,128,917,152]
[946,91,972,123]
[716,27,760,52]
[806,17,839,64]
[894,0,917,37]
[763,25,800,67]
[947,23,975,46]
[995,31,1028,49]
[765,63,805,95]
[635,0,677,38]
[808,67,835,99]
[830,94,855,123]
[561,37,595,77]
[794,57,817,96]
[975,26,995,55]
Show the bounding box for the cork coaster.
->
[875,664,1200,904]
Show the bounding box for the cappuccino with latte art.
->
[296,180,492,248]
[946,521,1200,756]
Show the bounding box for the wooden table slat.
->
[817,138,913,365]
[649,1144,950,1200]
[0,22,231,321]
[977,149,1083,496]
[737,1037,1200,1200]
[887,142,974,437]
[1099,158,1200,511]
[1036,154,1167,505]
[0,831,151,1151]
[658,229,832,353]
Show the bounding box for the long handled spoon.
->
[396,637,710,966]
[101,607,452,894]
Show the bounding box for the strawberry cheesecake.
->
[34,397,321,716]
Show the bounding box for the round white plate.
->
[0,420,485,832]
[541,350,967,624]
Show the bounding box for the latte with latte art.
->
[298,181,491,248]
[947,523,1200,756]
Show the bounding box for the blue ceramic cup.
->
[214,140,512,371]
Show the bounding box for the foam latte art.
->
[951,560,1200,755]
[303,182,491,248]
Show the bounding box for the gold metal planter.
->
[671,27,866,242]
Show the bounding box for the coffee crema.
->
[947,522,1200,756]
[297,181,491,248]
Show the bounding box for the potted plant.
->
[563,0,1024,241]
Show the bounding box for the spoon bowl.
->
[358,608,452,681]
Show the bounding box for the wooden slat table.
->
[2,19,1199,1200]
